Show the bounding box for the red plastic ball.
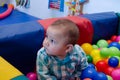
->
[111,35,117,41]
[104,66,115,76]
[96,60,108,72]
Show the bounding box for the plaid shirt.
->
[36,44,88,80]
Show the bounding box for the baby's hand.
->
[75,77,81,80]
[70,77,81,80]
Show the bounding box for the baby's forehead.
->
[47,27,67,36]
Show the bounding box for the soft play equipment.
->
[0,5,120,75]
[116,13,120,35]
[81,12,119,43]
[0,21,44,74]
[0,56,28,80]
[38,16,94,45]
[0,4,14,19]
[0,6,43,74]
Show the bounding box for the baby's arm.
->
[36,49,57,80]
[74,45,88,78]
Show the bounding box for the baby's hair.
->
[50,19,80,45]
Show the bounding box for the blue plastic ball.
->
[108,42,120,50]
[81,67,97,79]
[87,63,95,69]
[108,57,119,67]
[93,72,107,80]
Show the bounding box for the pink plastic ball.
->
[116,35,120,42]
[111,68,120,80]
[26,72,37,80]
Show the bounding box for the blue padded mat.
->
[0,6,40,26]
[0,21,44,74]
[81,12,119,43]
[116,13,120,35]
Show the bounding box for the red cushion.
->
[38,16,94,45]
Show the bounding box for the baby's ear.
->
[66,44,73,53]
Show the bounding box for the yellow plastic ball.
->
[90,49,100,58]
[81,43,93,55]
[93,57,102,65]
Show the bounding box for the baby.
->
[36,19,88,80]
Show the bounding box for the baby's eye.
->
[50,39,55,44]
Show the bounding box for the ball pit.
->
[80,35,120,80]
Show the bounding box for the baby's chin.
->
[46,51,55,56]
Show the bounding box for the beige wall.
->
[10,0,120,19]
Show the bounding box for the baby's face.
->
[43,26,68,58]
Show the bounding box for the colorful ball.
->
[93,56,102,65]
[107,75,113,80]
[111,68,120,80]
[81,43,93,54]
[26,72,37,80]
[97,39,108,48]
[81,67,97,79]
[87,63,95,69]
[111,35,117,41]
[108,42,120,50]
[107,40,112,44]
[104,66,115,76]
[92,44,98,49]
[100,48,110,58]
[108,57,119,67]
[116,35,120,42]
[90,49,100,57]
[86,55,93,63]
[109,47,120,56]
[96,60,108,72]
[93,72,107,80]
[83,78,92,80]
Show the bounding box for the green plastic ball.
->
[107,75,113,80]
[109,47,120,57]
[92,44,98,49]
[86,55,93,63]
[100,48,110,58]
[97,39,108,48]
